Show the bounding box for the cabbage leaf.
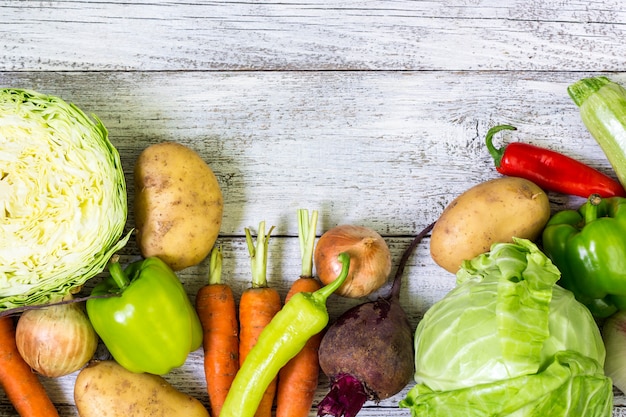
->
[400,350,612,416]
[0,89,130,310]
[400,238,612,416]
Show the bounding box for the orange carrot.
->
[0,315,60,417]
[276,209,323,417]
[195,247,239,417]
[239,221,282,417]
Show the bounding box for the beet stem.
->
[389,221,436,299]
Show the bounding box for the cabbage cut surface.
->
[0,89,130,309]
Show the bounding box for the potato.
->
[74,360,210,417]
[430,177,550,273]
[134,141,223,271]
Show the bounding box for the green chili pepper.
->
[86,256,203,374]
[542,193,626,318]
[219,252,351,417]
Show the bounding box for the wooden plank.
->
[0,69,623,413]
[1,0,626,71]
[2,0,625,413]
[0,70,615,236]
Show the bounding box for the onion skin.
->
[314,225,391,298]
[16,301,98,378]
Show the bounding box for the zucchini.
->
[568,76,626,189]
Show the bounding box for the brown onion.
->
[15,297,98,377]
[314,224,392,298]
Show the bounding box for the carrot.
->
[239,221,282,417]
[195,246,239,417]
[0,315,60,417]
[276,209,323,417]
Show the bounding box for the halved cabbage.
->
[0,89,130,310]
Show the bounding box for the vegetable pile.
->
[6,76,626,417]
[220,249,351,417]
[404,75,626,416]
[317,222,434,417]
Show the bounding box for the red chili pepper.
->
[485,124,626,198]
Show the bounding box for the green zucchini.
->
[568,76,626,189]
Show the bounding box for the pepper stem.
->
[584,193,602,224]
[298,208,318,278]
[485,124,517,168]
[312,252,350,302]
[108,260,130,290]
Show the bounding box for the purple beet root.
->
[317,223,435,417]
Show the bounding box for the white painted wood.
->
[0,70,614,236]
[1,1,626,71]
[1,0,625,415]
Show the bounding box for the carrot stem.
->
[298,208,318,278]
[245,221,275,288]
[208,246,223,286]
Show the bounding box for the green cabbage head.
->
[400,238,612,416]
[0,89,130,310]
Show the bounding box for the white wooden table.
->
[2,1,626,415]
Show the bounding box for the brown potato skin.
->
[74,360,210,417]
[430,177,550,274]
[134,142,223,271]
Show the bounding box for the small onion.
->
[603,310,626,393]
[15,298,99,378]
[314,224,392,298]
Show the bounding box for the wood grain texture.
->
[0,70,613,236]
[1,0,626,71]
[1,0,625,415]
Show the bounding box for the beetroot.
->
[316,222,435,417]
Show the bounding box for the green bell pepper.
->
[542,193,626,318]
[86,256,203,374]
